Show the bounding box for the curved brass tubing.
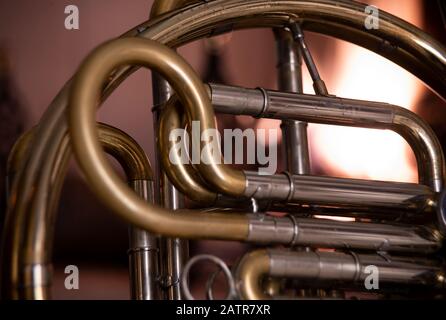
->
[1,123,152,299]
[235,249,270,300]
[5,1,446,300]
[392,111,445,192]
[235,249,446,300]
[151,0,444,198]
[158,97,217,204]
[11,1,446,252]
[99,126,152,181]
[149,0,195,19]
[207,83,445,192]
[68,37,249,241]
[157,87,442,219]
[5,128,35,202]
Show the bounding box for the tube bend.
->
[235,249,270,300]
[235,249,446,300]
[392,107,445,192]
[99,125,153,181]
[158,96,218,204]
[69,37,248,240]
[1,123,154,299]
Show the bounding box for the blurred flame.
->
[307,0,423,183]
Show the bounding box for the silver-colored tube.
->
[274,29,310,175]
[244,171,435,213]
[210,84,445,192]
[152,74,187,300]
[128,180,159,300]
[236,249,445,300]
[247,214,441,253]
[268,249,445,286]
[289,23,328,95]
[281,121,310,174]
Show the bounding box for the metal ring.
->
[283,171,295,202]
[287,214,299,247]
[255,87,269,118]
[205,268,222,300]
[349,251,361,282]
[181,254,236,300]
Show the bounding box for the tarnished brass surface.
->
[235,249,270,300]
[158,97,217,204]
[1,124,154,299]
[236,249,446,300]
[68,38,248,240]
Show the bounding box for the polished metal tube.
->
[128,180,159,300]
[152,75,187,300]
[211,83,445,192]
[289,23,328,95]
[236,249,446,300]
[244,171,435,214]
[151,1,191,300]
[274,28,310,175]
[247,214,441,253]
[97,125,159,300]
[270,249,446,289]
[158,97,217,204]
[158,96,437,218]
[280,121,310,174]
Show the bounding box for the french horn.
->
[2,0,446,300]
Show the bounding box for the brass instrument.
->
[2,0,446,300]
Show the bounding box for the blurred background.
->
[0,0,445,299]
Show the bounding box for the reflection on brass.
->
[2,123,154,299]
[3,0,446,300]
[158,97,217,204]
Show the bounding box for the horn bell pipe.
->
[98,125,158,300]
[236,249,446,300]
[1,123,155,299]
[209,83,445,192]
